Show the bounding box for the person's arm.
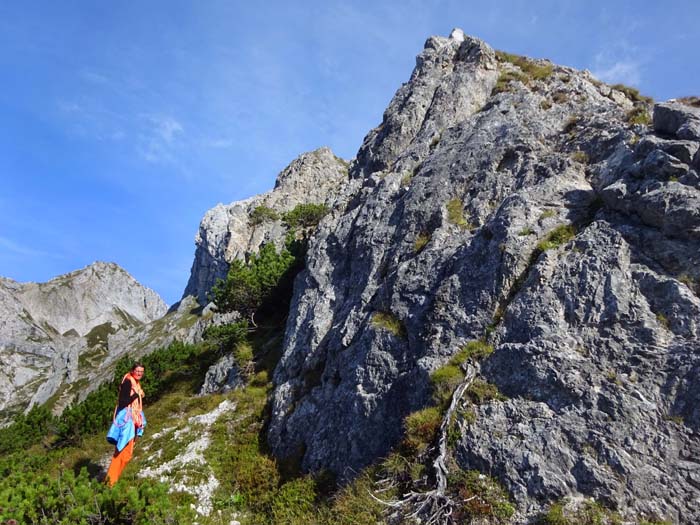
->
[117,380,139,410]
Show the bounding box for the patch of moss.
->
[370,311,406,339]
[447,198,469,229]
[656,313,670,330]
[627,106,652,126]
[536,224,576,252]
[537,499,624,525]
[326,470,391,525]
[85,321,117,349]
[493,69,530,94]
[430,364,463,406]
[496,50,553,81]
[414,231,431,252]
[466,379,508,404]
[571,151,590,164]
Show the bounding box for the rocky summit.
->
[0,262,167,420]
[183,146,350,305]
[4,27,698,525]
[249,30,700,522]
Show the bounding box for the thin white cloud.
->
[591,51,642,86]
[0,237,61,258]
[592,60,641,86]
[138,115,185,164]
[152,115,184,143]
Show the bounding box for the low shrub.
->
[449,469,515,524]
[211,242,299,319]
[249,205,280,226]
[404,406,442,447]
[282,203,329,229]
[0,405,54,454]
[203,320,249,351]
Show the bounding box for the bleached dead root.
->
[371,364,476,524]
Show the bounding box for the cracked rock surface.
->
[264,30,700,522]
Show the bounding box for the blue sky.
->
[1,1,698,306]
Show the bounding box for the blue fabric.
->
[106,407,146,452]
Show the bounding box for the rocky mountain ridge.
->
[0,262,168,421]
[183,146,350,305]
[255,29,700,523]
[2,27,699,524]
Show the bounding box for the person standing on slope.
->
[105,363,147,486]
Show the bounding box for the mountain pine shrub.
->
[249,205,280,226]
[282,203,329,229]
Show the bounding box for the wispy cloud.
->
[138,114,185,164]
[591,51,642,87]
[0,237,62,258]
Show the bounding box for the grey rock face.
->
[199,353,243,396]
[183,147,350,305]
[654,102,700,141]
[267,30,700,521]
[0,262,167,421]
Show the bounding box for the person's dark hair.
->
[131,362,145,372]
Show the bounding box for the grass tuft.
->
[447,198,470,229]
[414,231,431,252]
[611,83,653,104]
[626,106,652,126]
[536,224,576,252]
[371,312,406,339]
